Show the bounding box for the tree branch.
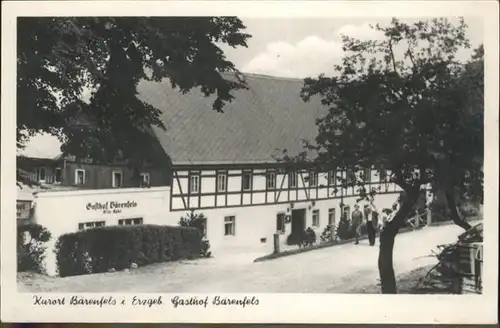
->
[406,45,417,72]
[388,39,399,75]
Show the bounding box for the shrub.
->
[336,217,353,240]
[320,224,335,243]
[55,224,202,277]
[302,227,317,247]
[17,224,52,273]
[178,211,212,258]
[286,228,316,248]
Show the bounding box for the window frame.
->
[312,209,320,227]
[266,170,277,190]
[189,172,200,194]
[54,167,62,183]
[118,218,143,226]
[364,168,372,183]
[343,205,351,220]
[379,168,389,191]
[309,170,318,187]
[112,170,123,188]
[38,167,47,182]
[288,171,297,188]
[328,170,336,186]
[78,220,106,230]
[276,212,286,234]
[74,169,86,185]
[224,215,236,236]
[140,172,150,185]
[328,208,336,226]
[216,171,227,192]
[242,171,252,191]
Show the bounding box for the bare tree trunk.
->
[445,190,472,231]
[379,228,397,293]
[378,188,419,294]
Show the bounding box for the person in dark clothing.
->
[364,203,379,246]
[351,204,363,245]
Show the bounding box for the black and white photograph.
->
[1,0,498,324]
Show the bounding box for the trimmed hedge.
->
[55,224,202,277]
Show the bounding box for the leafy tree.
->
[17,17,250,172]
[179,210,207,237]
[17,224,52,273]
[300,18,483,293]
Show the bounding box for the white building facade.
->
[33,168,402,275]
[170,165,402,250]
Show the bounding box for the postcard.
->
[1,0,498,324]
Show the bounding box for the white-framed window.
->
[364,168,372,183]
[328,208,336,226]
[242,171,252,191]
[217,171,227,192]
[276,213,286,233]
[75,169,86,185]
[38,167,47,182]
[140,172,150,185]
[78,221,105,230]
[266,170,276,189]
[288,171,297,188]
[112,170,123,188]
[328,170,336,186]
[189,172,200,193]
[224,216,236,236]
[118,218,143,226]
[309,171,318,187]
[312,209,320,227]
[54,168,62,183]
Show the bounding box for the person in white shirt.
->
[364,202,379,246]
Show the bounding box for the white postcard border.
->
[2,1,499,324]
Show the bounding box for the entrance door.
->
[291,209,306,235]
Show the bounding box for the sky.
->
[20,17,484,158]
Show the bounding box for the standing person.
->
[365,203,379,246]
[351,204,363,245]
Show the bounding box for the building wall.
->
[171,167,400,211]
[33,184,402,276]
[195,192,400,253]
[170,166,403,253]
[32,165,408,276]
[17,156,171,189]
[63,161,171,189]
[33,187,172,275]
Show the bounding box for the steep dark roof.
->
[137,73,327,165]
